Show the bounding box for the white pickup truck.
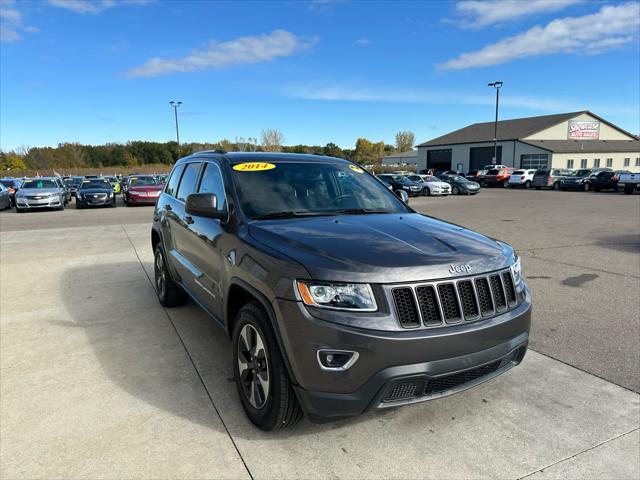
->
[618,172,640,194]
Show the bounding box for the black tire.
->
[583,182,590,192]
[153,244,188,307]
[535,187,541,190]
[553,182,560,191]
[232,302,303,431]
[452,186,459,195]
[76,203,83,209]
[524,180,531,189]
[15,207,24,213]
[424,187,431,196]
[624,185,634,195]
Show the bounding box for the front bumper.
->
[274,287,531,420]
[77,195,116,207]
[15,196,62,209]
[127,194,160,204]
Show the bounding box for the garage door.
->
[470,146,502,170]
[521,154,549,170]
[427,149,452,172]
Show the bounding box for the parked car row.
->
[376,172,480,196]
[0,173,169,213]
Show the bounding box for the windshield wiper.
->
[252,211,332,220]
[335,208,393,215]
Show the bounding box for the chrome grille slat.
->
[391,268,518,329]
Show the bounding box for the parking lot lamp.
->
[488,82,503,165]
[169,101,182,145]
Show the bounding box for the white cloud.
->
[284,83,636,116]
[47,0,151,14]
[354,37,373,46]
[0,0,38,42]
[126,30,317,78]
[440,2,640,70]
[454,0,582,28]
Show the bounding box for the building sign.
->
[568,120,600,139]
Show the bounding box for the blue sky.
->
[1,0,639,151]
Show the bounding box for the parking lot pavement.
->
[411,188,640,392]
[1,191,639,479]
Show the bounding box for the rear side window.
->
[198,162,227,211]
[176,162,202,202]
[165,164,186,198]
[513,170,524,174]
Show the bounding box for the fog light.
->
[317,349,359,371]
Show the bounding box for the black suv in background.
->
[591,170,631,192]
[152,152,531,430]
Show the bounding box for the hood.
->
[78,187,112,195]
[249,213,512,283]
[19,188,60,196]
[129,184,162,192]
[428,181,450,188]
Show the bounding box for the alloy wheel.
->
[237,324,270,409]
[154,250,166,299]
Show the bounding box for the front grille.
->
[415,286,442,326]
[385,381,420,401]
[392,288,420,328]
[423,360,502,396]
[391,268,518,329]
[490,275,507,311]
[437,283,461,323]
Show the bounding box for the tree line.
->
[0,129,416,173]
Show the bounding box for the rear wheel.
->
[154,244,187,307]
[553,182,560,191]
[452,186,459,195]
[232,302,302,431]
[524,180,531,189]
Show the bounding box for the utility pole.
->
[169,101,182,145]
[487,82,503,165]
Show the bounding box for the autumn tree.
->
[354,138,386,165]
[0,152,27,171]
[261,129,284,152]
[395,131,415,152]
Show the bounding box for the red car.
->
[483,168,514,187]
[123,175,163,206]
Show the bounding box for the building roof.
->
[521,139,640,154]
[417,112,585,147]
[382,150,418,159]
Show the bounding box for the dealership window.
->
[606,158,613,168]
[567,159,574,169]
[624,158,630,167]
[580,159,588,168]
[521,153,548,170]
[593,158,600,168]
[636,158,640,166]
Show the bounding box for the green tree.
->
[0,152,27,171]
[395,131,415,152]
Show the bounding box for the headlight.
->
[511,255,522,286]
[296,281,377,311]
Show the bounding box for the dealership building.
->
[416,111,639,173]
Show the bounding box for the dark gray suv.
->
[152,152,531,430]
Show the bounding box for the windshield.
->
[129,176,157,186]
[21,179,58,189]
[570,170,591,177]
[231,161,408,219]
[80,180,111,189]
[65,178,83,187]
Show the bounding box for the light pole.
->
[169,101,182,145]
[487,81,503,165]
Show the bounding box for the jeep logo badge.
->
[449,264,472,274]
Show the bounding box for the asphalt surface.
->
[1,189,639,479]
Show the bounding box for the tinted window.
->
[165,164,186,197]
[198,163,227,211]
[21,179,58,189]
[513,170,524,174]
[176,162,201,202]
[487,169,499,175]
[80,180,111,189]
[129,176,157,186]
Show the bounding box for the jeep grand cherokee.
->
[151,152,531,430]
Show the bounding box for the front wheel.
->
[233,302,302,431]
[154,244,187,307]
[624,185,634,195]
[424,187,431,196]
[583,182,590,192]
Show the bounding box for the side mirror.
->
[396,190,409,204]
[185,192,226,220]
